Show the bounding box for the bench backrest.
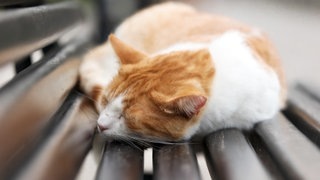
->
[0,0,96,179]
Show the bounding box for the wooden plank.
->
[295,83,320,102]
[11,91,96,180]
[0,0,40,6]
[0,37,92,177]
[95,141,144,180]
[153,144,201,180]
[248,133,286,180]
[284,84,320,147]
[255,114,320,180]
[205,129,271,180]
[0,2,82,64]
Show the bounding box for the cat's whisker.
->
[123,139,144,152]
[129,137,153,148]
[111,134,144,152]
[126,136,147,146]
[128,135,188,146]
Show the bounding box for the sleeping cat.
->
[79,2,286,142]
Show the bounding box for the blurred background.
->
[187,0,320,90]
[91,0,320,89]
[1,0,319,89]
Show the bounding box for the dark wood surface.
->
[284,84,320,147]
[0,37,92,177]
[0,2,82,64]
[205,129,271,180]
[95,141,144,180]
[0,0,41,6]
[153,144,201,180]
[13,92,96,180]
[255,114,320,180]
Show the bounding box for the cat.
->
[79,2,286,142]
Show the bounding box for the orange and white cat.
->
[79,2,286,142]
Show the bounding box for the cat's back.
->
[114,2,251,54]
[114,2,285,103]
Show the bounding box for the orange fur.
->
[80,2,286,141]
[91,85,104,103]
[109,35,147,64]
[104,49,214,140]
[115,2,251,53]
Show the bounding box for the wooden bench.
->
[0,0,319,180]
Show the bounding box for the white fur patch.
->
[97,95,127,136]
[181,31,281,139]
[156,42,207,55]
[198,31,280,135]
[96,46,120,87]
[80,44,120,96]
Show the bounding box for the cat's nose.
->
[97,124,108,132]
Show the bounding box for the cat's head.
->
[96,35,214,142]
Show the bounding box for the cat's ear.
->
[151,91,207,118]
[109,34,147,64]
[168,95,207,118]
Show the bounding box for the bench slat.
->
[205,129,271,180]
[0,37,91,176]
[0,0,40,6]
[255,114,320,180]
[153,144,201,180]
[284,85,320,147]
[295,83,320,102]
[13,91,95,180]
[0,2,82,64]
[95,141,144,180]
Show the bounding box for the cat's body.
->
[80,2,286,142]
